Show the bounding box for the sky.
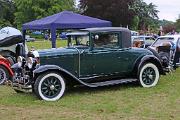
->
[144,0,180,22]
[76,0,180,22]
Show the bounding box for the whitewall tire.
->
[34,72,66,101]
[139,63,159,88]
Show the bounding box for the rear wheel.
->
[139,63,159,87]
[0,65,9,85]
[34,72,66,101]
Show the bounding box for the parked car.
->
[59,32,67,40]
[149,35,180,70]
[132,36,155,48]
[11,27,165,101]
[0,55,13,85]
[0,27,26,64]
[25,35,35,42]
[131,31,139,36]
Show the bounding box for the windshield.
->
[152,37,174,47]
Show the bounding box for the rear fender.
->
[133,55,165,77]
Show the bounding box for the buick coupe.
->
[11,27,165,101]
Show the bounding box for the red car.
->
[0,55,14,85]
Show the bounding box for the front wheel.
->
[0,65,9,85]
[139,63,159,88]
[34,72,66,101]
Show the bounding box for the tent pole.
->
[50,28,56,48]
[22,30,26,45]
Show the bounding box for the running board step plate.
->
[82,79,137,88]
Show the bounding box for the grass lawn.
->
[26,40,67,50]
[0,41,179,119]
[0,69,179,120]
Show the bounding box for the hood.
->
[38,47,78,57]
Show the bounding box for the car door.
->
[90,32,125,77]
[79,48,94,78]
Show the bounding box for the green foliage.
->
[0,0,15,27]
[131,16,139,30]
[14,0,75,29]
[130,0,159,30]
[79,0,159,30]
[79,0,134,27]
[175,15,180,32]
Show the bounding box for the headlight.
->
[17,56,23,67]
[27,57,34,69]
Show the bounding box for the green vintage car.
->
[11,27,165,101]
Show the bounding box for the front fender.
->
[33,65,100,87]
[0,60,14,76]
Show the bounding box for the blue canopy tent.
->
[22,11,112,48]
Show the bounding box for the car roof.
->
[66,32,89,36]
[81,27,130,32]
[132,35,153,38]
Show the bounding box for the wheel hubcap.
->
[142,67,156,85]
[41,76,61,98]
[50,85,55,91]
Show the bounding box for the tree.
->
[79,0,135,27]
[14,0,75,28]
[130,0,159,30]
[79,0,159,30]
[175,15,180,32]
[0,0,15,27]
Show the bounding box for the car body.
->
[149,35,180,69]
[11,27,164,101]
[59,32,68,40]
[0,27,27,64]
[131,31,139,36]
[0,55,14,84]
[132,36,155,48]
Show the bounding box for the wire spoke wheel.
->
[139,63,159,88]
[34,72,66,101]
[41,76,62,98]
[0,66,9,85]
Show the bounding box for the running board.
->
[176,63,180,67]
[80,79,137,88]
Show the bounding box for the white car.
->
[25,35,35,42]
[149,35,180,69]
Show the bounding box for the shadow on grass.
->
[67,81,140,95]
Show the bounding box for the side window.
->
[93,33,119,48]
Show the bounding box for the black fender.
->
[132,55,165,77]
[33,65,97,87]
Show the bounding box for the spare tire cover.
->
[0,27,23,47]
